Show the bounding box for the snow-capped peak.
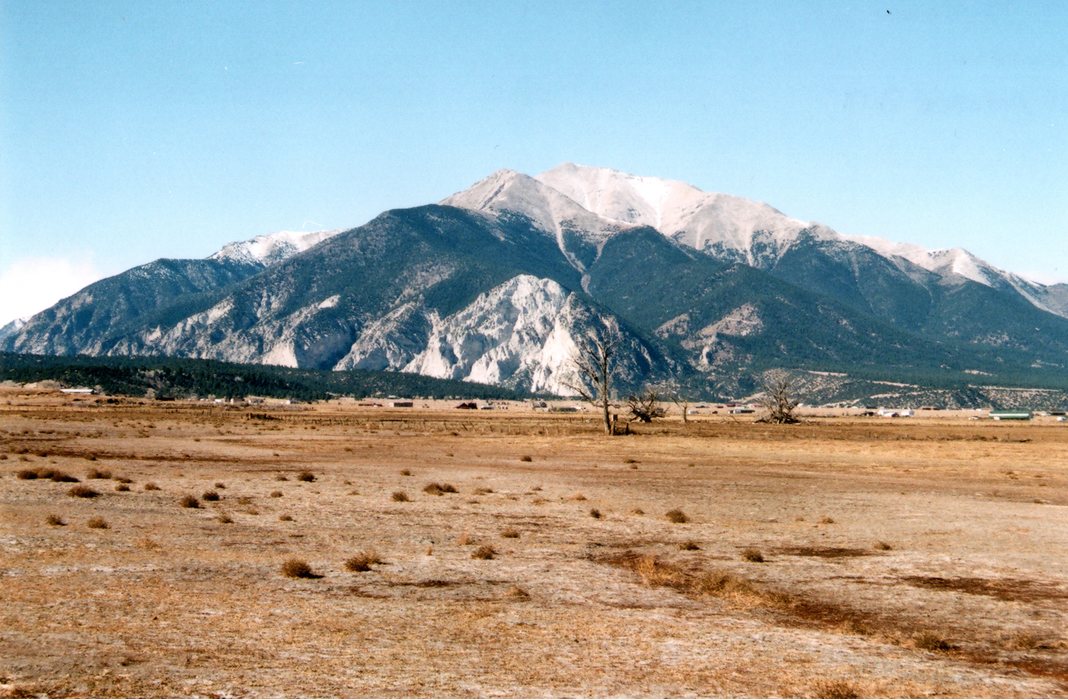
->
[441,168,634,274]
[535,163,826,263]
[842,233,1003,286]
[210,229,343,267]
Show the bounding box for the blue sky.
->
[2,0,1066,323]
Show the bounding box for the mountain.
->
[4,164,1066,401]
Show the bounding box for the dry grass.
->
[297,471,316,482]
[68,485,100,498]
[422,482,458,496]
[913,632,955,652]
[519,455,533,462]
[85,468,112,480]
[279,514,294,522]
[201,490,221,502]
[874,540,893,551]
[270,490,283,498]
[45,514,65,526]
[114,484,130,492]
[4,396,1068,697]
[500,527,520,539]
[505,585,530,600]
[471,544,497,560]
[391,490,409,502]
[665,508,689,523]
[400,468,412,476]
[280,559,318,579]
[589,508,602,519]
[344,550,382,572]
[741,547,766,563]
[179,495,200,508]
[810,678,862,698]
[86,517,109,529]
[19,467,79,482]
[143,482,160,491]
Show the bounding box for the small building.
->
[990,410,1032,421]
[391,400,414,408]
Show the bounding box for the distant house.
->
[391,400,414,408]
[990,410,1032,421]
[60,387,94,395]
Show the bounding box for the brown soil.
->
[1,387,1067,697]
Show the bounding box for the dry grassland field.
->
[2,386,1067,698]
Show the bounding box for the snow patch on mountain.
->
[211,229,343,266]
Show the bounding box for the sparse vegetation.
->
[86,517,109,529]
[217,513,234,523]
[68,485,100,498]
[46,514,66,526]
[665,508,689,523]
[281,559,317,578]
[500,527,520,538]
[279,514,294,522]
[391,490,409,502]
[86,468,112,479]
[270,490,283,498]
[818,515,836,524]
[297,471,316,482]
[115,483,130,492]
[179,495,200,508]
[400,468,412,476]
[589,508,602,519]
[471,544,497,560]
[874,541,893,551]
[143,482,160,491]
[201,490,221,502]
[519,455,533,462]
[678,540,700,551]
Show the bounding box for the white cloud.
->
[0,256,106,326]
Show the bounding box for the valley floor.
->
[1,388,1067,697]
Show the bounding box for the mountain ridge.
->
[5,163,1067,401]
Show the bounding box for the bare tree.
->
[659,379,691,423]
[627,386,667,423]
[563,328,622,435]
[758,370,800,424]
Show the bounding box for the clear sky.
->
[2,0,1066,324]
